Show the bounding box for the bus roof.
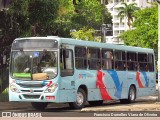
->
[14,36,154,54]
[60,38,154,54]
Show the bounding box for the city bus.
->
[9,36,156,110]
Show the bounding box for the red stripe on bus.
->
[136,72,144,88]
[46,81,52,87]
[96,70,112,100]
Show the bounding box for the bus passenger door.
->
[59,47,76,102]
[147,54,156,88]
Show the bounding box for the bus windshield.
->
[11,50,58,80]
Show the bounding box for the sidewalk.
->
[82,102,160,111]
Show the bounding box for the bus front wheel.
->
[69,88,86,109]
[31,102,48,110]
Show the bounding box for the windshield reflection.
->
[11,50,57,80]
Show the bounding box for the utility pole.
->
[157,0,160,101]
[101,0,107,43]
[101,24,106,43]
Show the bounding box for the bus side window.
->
[138,53,148,71]
[127,52,137,71]
[88,48,101,70]
[148,54,154,72]
[75,46,87,69]
[114,51,126,71]
[60,49,74,77]
[102,49,113,70]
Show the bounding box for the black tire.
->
[88,100,103,106]
[69,88,86,109]
[128,86,136,103]
[120,85,136,104]
[31,102,48,110]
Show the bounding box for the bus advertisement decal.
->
[96,70,112,100]
[136,72,144,88]
[107,70,123,99]
[79,74,87,79]
[141,72,149,87]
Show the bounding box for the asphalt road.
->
[0,92,159,117]
[0,89,159,119]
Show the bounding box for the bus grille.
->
[17,82,46,88]
[21,90,43,93]
[23,95,40,99]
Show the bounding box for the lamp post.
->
[156,0,160,101]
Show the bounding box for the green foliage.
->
[55,0,112,38]
[72,0,111,28]
[70,27,98,41]
[0,88,9,102]
[0,0,112,45]
[0,0,31,46]
[73,0,102,27]
[28,0,60,36]
[8,0,29,16]
[54,0,75,37]
[119,3,158,58]
[69,0,112,41]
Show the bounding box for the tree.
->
[28,0,60,36]
[119,3,158,58]
[55,0,112,39]
[69,0,112,41]
[70,27,101,42]
[0,0,31,46]
[53,0,75,37]
[71,0,111,29]
[118,2,139,28]
[0,0,112,42]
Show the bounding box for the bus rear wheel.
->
[88,100,103,106]
[120,85,136,104]
[128,86,136,103]
[69,88,86,109]
[31,102,48,110]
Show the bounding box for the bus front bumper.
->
[9,91,59,103]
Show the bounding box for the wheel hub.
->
[130,89,135,100]
[76,92,84,106]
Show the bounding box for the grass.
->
[0,87,9,102]
[0,68,9,102]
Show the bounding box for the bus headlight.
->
[10,84,19,93]
[45,84,58,93]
